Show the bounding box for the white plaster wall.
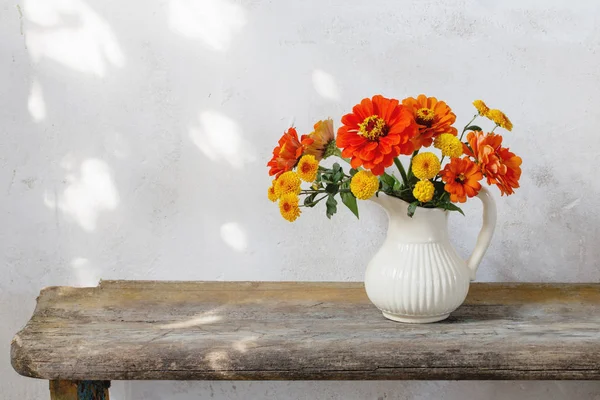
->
[1,0,600,398]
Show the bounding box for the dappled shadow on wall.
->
[220,222,248,252]
[189,110,256,170]
[312,69,341,101]
[70,257,100,287]
[43,158,119,232]
[168,0,246,51]
[23,0,125,77]
[27,78,46,122]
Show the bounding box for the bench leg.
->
[50,380,110,400]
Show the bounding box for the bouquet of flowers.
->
[267,95,522,221]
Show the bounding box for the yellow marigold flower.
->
[274,171,301,198]
[278,192,301,222]
[487,109,513,131]
[267,180,278,202]
[434,133,463,158]
[473,100,490,116]
[413,180,435,203]
[350,170,379,200]
[411,152,441,180]
[297,154,319,182]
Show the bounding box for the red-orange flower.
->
[440,157,483,203]
[464,131,522,195]
[267,127,313,177]
[336,95,418,176]
[402,94,458,150]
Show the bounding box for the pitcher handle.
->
[467,186,497,281]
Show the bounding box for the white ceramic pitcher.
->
[365,187,497,323]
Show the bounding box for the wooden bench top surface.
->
[11,281,600,381]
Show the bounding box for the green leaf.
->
[325,184,338,194]
[303,193,318,207]
[466,125,482,131]
[444,202,465,216]
[349,168,359,176]
[332,170,344,182]
[380,172,396,188]
[326,195,338,219]
[392,176,401,191]
[332,163,342,173]
[407,201,418,218]
[341,191,359,219]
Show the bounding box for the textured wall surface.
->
[1,0,600,398]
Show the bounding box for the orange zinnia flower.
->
[336,95,418,176]
[267,127,313,177]
[402,94,458,150]
[304,119,335,160]
[464,131,522,195]
[440,157,483,203]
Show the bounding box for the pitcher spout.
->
[369,193,450,243]
[368,193,399,217]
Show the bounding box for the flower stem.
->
[459,114,478,141]
[299,194,328,207]
[393,157,409,186]
[300,189,351,194]
[308,194,328,205]
[406,150,419,182]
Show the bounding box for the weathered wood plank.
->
[11,282,600,381]
[50,380,110,399]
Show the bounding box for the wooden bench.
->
[11,281,600,399]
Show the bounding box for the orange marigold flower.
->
[411,152,441,180]
[413,180,435,203]
[267,127,313,177]
[336,95,418,176]
[464,131,522,195]
[440,157,483,203]
[278,193,301,222]
[402,94,458,150]
[487,109,513,131]
[274,171,301,198]
[304,119,336,160]
[297,154,319,182]
[473,100,490,116]
[350,170,380,200]
[267,180,278,202]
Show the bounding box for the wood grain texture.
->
[11,281,600,381]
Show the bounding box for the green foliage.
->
[325,195,338,219]
[303,157,467,221]
[440,202,465,216]
[331,163,344,182]
[380,172,403,195]
[340,182,359,219]
[303,193,318,207]
[325,184,338,194]
[379,171,466,218]
[309,163,360,219]
[466,125,482,132]
[407,202,418,218]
